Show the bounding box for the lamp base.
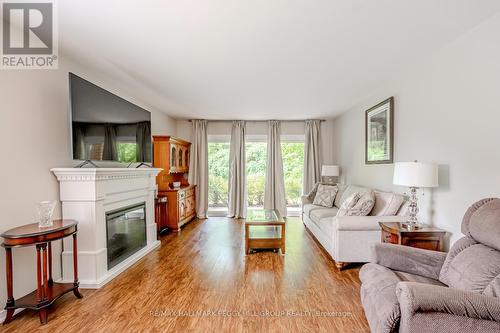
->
[401,222,423,230]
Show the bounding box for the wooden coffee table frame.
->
[245,210,286,255]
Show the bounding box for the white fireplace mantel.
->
[51,167,161,288]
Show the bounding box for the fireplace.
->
[106,203,147,270]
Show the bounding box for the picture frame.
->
[365,97,394,164]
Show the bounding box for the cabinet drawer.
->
[178,198,186,220]
[186,187,195,198]
[186,196,195,216]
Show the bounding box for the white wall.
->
[0,56,177,315]
[331,13,500,245]
[176,119,335,164]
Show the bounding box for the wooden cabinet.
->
[379,222,446,252]
[159,185,197,231]
[153,136,196,232]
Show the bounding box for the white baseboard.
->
[59,240,161,289]
[0,308,24,324]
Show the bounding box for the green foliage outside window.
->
[117,142,137,163]
[207,140,304,209]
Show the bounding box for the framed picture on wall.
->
[365,97,394,164]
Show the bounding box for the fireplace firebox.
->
[106,203,147,270]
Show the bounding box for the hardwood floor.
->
[3,217,369,333]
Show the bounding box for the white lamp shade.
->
[321,165,340,177]
[393,162,438,188]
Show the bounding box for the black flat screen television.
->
[69,73,152,163]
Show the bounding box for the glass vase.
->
[37,201,56,228]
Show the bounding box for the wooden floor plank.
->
[2,217,369,333]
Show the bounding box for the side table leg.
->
[36,244,43,302]
[3,247,15,324]
[48,242,53,286]
[72,233,83,299]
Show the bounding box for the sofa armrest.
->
[334,215,402,231]
[372,243,446,280]
[397,282,500,322]
[301,195,313,206]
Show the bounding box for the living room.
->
[1,1,500,332]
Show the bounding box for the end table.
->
[379,222,446,252]
[1,219,83,325]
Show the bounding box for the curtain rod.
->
[187,119,325,123]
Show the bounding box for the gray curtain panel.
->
[303,119,323,194]
[72,122,86,160]
[188,120,209,218]
[103,124,118,160]
[136,121,151,162]
[264,120,287,217]
[228,121,247,218]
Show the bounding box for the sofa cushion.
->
[439,242,500,293]
[360,263,402,333]
[370,191,405,216]
[310,207,338,222]
[305,181,334,201]
[312,184,338,207]
[302,203,324,218]
[360,263,445,333]
[467,199,500,251]
[333,184,349,208]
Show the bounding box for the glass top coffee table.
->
[244,209,286,255]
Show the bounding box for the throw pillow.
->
[336,192,361,216]
[312,184,338,207]
[306,182,336,201]
[348,190,376,216]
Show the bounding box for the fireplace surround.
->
[51,168,161,288]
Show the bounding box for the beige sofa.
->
[301,184,408,269]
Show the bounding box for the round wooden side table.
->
[1,219,83,325]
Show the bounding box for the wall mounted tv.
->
[70,73,152,163]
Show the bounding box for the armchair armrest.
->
[397,282,500,322]
[334,215,402,231]
[301,195,313,206]
[372,243,446,280]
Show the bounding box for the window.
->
[246,137,267,209]
[207,136,230,216]
[281,136,304,216]
[117,142,137,163]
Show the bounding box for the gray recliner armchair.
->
[359,198,500,333]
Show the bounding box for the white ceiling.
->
[59,0,500,120]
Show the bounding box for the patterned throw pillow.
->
[337,191,376,217]
[336,192,361,216]
[306,182,336,201]
[312,184,338,207]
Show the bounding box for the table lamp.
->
[321,165,340,184]
[393,161,438,229]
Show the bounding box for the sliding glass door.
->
[246,136,267,210]
[281,135,305,217]
[207,135,230,216]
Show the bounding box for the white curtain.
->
[227,121,247,218]
[264,120,287,217]
[188,120,208,218]
[303,119,323,194]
